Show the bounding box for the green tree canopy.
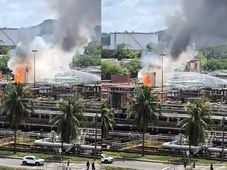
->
[84,41,101,55]
[125,58,141,78]
[198,45,227,71]
[101,60,125,80]
[178,100,212,146]
[102,49,141,59]
[0,54,10,74]
[52,95,85,144]
[101,101,114,139]
[72,41,101,67]
[73,55,101,67]
[0,46,11,55]
[1,82,33,153]
[197,51,207,68]
[129,86,161,156]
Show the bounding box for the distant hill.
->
[0,19,100,46]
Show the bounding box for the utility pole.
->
[222,116,225,162]
[160,53,165,102]
[32,49,37,87]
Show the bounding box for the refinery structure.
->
[1,0,227,169]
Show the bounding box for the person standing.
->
[92,162,95,170]
[210,163,213,170]
[86,161,90,170]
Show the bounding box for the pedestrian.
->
[86,161,90,170]
[67,159,70,166]
[92,161,95,170]
[210,163,213,170]
[183,160,186,168]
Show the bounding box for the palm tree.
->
[1,82,33,154]
[178,100,212,159]
[52,95,84,158]
[129,86,161,156]
[101,101,114,145]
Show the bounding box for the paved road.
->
[0,157,226,170]
[103,160,227,170]
[103,160,183,170]
[0,157,100,170]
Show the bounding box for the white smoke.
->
[138,46,197,86]
[8,0,100,83]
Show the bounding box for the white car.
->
[101,154,114,163]
[22,156,45,166]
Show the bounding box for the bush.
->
[101,61,125,80]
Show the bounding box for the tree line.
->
[198,45,227,71]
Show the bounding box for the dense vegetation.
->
[101,58,141,80]
[73,55,101,67]
[101,60,125,80]
[101,43,142,79]
[102,48,141,59]
[0,46,11,74]
[0,54,10,74]
[199,45,227,71]
[72,41,101,67]
[0,46,11,55]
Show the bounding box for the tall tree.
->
[101,101,114,140]
[52,95,84,157]
[1,83,33,153]
[129,86,161,156]
[178,100,212,158]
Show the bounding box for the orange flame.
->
[143,73,152,87]
[15,66,24,83]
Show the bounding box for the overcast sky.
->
[0,0,55,28]
[0,0,181,32]
[102,0,181,33]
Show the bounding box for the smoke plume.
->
[166,0,227,58]
[138,47,196,86]
[49,0,101,52]
[8,0,100,82]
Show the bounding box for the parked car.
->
[101,154,114,163]
[22,156,45,166]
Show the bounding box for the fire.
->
[15,66,24,83]
[143,72,152,87]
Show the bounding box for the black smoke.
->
[166,0,227,58]
[50,0,101,52]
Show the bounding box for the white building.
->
[108,31,161,50]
